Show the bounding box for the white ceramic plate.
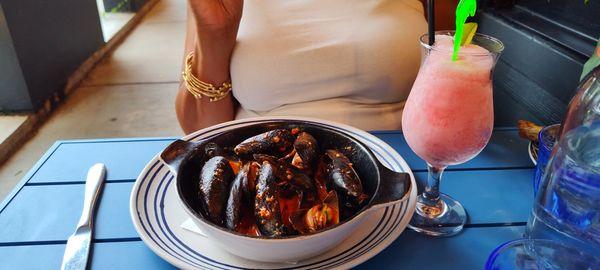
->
[130,117,417,270]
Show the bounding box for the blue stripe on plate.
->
[136,161,203,268]
[135,119,411,269]
[156,174,218,269]
[158,174,233,269]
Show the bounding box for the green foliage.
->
[99,0,130,18]
[110,0,130,13]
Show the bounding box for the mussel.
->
[240,162,260,204]
[234,129,294,157]
[291,191,340,234]
[254,154,317,221]
[205,143,243,174]
[226,163,261,236]
[199,156,235,226]
[255,161,287,237]
[204,142,227,158]
[291,132,318,171]
[225,169,245,231]
[253,154,315,192]
[324,150,368,208]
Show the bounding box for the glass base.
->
[408,193,467,237]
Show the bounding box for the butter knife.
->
[60,163,106,270]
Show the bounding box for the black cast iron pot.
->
[158,120,412,261]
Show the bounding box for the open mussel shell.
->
[291,191,340,234]
[323,149,369,208]
[291,132,319,170]
[161,120,411,239]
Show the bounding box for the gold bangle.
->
[182,52,232,102]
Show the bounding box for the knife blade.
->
[60,163,106,270]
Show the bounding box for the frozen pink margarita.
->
[402,35,495,167]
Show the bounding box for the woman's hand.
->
[189,0,243,34]
[189,0,243,68]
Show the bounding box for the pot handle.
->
[159,139,200,175]
[369,162,412,209]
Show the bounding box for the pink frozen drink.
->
[402,35,495,168]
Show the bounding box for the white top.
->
[231,0,427,130]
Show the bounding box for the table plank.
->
[0,244,65,270]
[356,226,525,270]
[91,241,177,270]
[0,170,533,243]
[0,226,523,270]
[28,139,175,183]
[0,241,175,270]
[416,169,534,225]
[0,142,61,211]
[373,129,533,171]
[0,182,136,243]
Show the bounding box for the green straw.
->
[453,0,477,61]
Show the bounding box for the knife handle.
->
[77,163,106,228]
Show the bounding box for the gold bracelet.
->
[182,52,232,102]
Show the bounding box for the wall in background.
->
[0,0,104,112]
[0,5,30,111]
[479,0,598,126]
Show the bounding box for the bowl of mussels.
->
[159,120,412,262]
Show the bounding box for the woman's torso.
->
[231,0,427,130]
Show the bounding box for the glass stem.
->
[423,164,445,203]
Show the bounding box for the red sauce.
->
[235,202,261,237]
[229,160,242,175]
[277,191,301,228]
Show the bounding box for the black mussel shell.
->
[225,168,245,231]
[199,156,235,226]
[255,161,287,237]
[234,129,294,157]
[324,150,368,207]
[292,132,318,169]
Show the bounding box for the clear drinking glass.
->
[402,31,504,236]
[527,121,600,255]
[486,239,600,270]
[526,68,600,254]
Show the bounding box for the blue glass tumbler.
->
[533,124,559,195]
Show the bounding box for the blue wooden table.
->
[0,129,534,269]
